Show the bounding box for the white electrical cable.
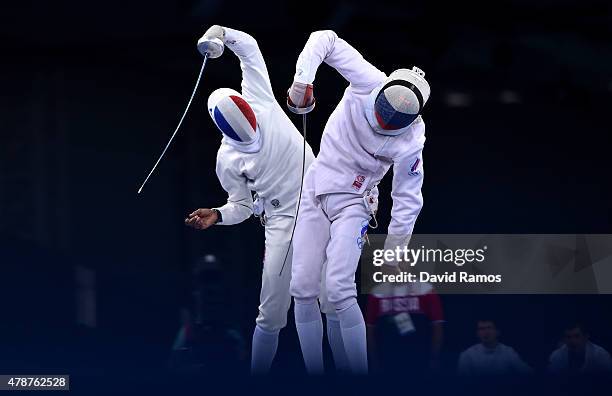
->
[279,113,307,276]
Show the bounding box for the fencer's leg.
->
[290,174,330,374]
[320,263,350,373]
[252,216,295,374]
[294,298,324,375]
[324,194,371,375]
[325,312,350,373]
[251,326,279,375]
[336,300,368,374]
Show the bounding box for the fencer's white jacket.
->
[214,28,315,225]
[293,30,425,236]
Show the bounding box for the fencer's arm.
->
[388,149,424,238]
[293,30,385,90]
[222,27,276,105]
[214,156,253,225]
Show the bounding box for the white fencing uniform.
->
[213,28,315,227]
[289,30,426,374]
[213,28,315,330]
[293,169,371,310]
[291,29,425,313]
[208,28,315,373]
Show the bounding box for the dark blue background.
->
[1,0,611,392]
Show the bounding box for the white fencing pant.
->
[256,215,295,332]
[290,171,371,311]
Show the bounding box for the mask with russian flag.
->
[370,67,431,136]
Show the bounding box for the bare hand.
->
[184,208,218,230]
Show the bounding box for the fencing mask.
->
[207,88,261,152]
[367,67,431,136]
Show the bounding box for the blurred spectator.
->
[548,323,612,374]
[458,319,531,377]
[168,255,247,373]
[366,281,444,373]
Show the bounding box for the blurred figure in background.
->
[458,319,531,377]
[168,254,247,374]
[548,323,612,375]
[366,282,444,374]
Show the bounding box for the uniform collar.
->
[221,125,262,153]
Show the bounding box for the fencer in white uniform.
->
[185,26,315,374]
[286,30,431,374]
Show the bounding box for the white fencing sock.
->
[294,298,324,375]
[336,299,368,374]
[326,313,350,372]
[250,325,279,375]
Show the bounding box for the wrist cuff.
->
[212,209,223,224]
